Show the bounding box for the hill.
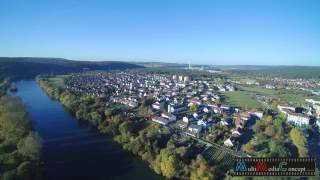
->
[219,65,320,79]
[0,57,142,80]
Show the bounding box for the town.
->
[64,71,320,157]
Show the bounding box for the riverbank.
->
[36,75,221,179]
[0,80,42,180]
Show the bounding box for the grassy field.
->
[239,85,318,106]
[47,75,69,88]
[221,85,320,109]
[221,91,262,110]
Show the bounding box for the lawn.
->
[221,91,262,110]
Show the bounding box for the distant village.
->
[64,71,320,150]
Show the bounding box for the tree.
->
[190,155,215,180]
[265,125,276,137]
[138,105,152,118]
[119,121,134,135]
[243,143,254,154]
[289,128,308,157]
[161,155,178,178]
[189,104,198,114]
[17,132,42,161]
[270,100,278,111]
[264,115,273,125]
[90,111,102,126]
[252,120,265,133]
[104,108,112,117]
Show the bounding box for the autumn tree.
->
[290,128,308,157]
[190,155,215,180]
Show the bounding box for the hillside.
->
[0,57,142,80]
[220,65,320,79]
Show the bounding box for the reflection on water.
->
[11,80,161,180]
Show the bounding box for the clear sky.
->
[1,0,319,65]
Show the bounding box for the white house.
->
[152,102,161,110]
[224,138,234,147]
[161,112,176,122]
[231,128,242,137]
[183,115,194,123]
[188,124,203,134]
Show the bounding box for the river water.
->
[11,80,161,180]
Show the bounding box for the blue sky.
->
[0,0,319,65]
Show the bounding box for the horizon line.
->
[1,56,319,67]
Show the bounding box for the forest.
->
[0,57,142,80]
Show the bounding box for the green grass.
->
[239,85,319,106]
[221,91,262,109]
[221,85,319,109]
[47,75,69,88]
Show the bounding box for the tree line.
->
[0,80,42,180]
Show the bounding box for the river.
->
[10,80,161,180]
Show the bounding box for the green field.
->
[221,91,262,110]
[47,75,69,88]
[221,85,320,109]
[239,85,318,106]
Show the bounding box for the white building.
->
[224,138,234,147]
[161,112,176,122]
[183,116,194,123]
[151,116,170,125]
[188,124,202,134]
[282,109,309,127]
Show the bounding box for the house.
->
[281,109,310,127]
[190,98,201,105]
[161,112,176,122]
[234,114,245,128]
[152,102,161,110]
[231,128,243,137]
[169,105,187,114]
[128,100,138,108]
[251,111,263,119]
[278,105,295,112]
[224,138,235,147]
[197,119,209,128]
[220,118,233,127]
[265,84,275,89]
[202,107,210,113]
[188,124,203,134]
[240,112,251,121]
[193,113,199,119]
[151,116,170,125]
[176,120,188,129]
[182,115,194,123]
